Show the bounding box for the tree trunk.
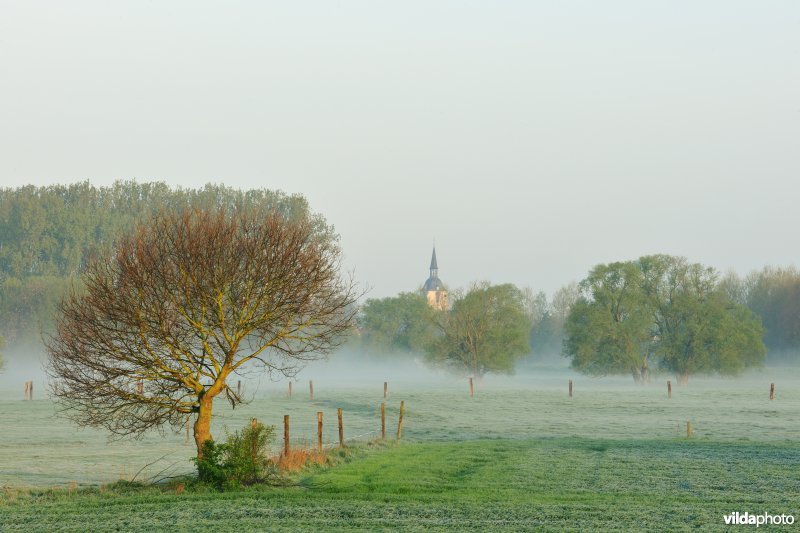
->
[194,394,214,459]
[632,369,650,384]
[677,373,689,386]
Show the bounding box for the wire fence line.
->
[242,403,403,456]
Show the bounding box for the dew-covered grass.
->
[2,438,798,531]
[0,364,798,530]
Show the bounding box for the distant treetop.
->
[0,181,319,279]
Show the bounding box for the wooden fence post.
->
[24,381,34,401]
[667,380,672,399]
[284,415,290,456]
[317,411,323,453]
[381,402,386,439]
[569,379,573,398]
[337,408,344,448]
[686,421,692,438]
[770,383,775,401]
[397,400,404,440]
[384,381,388,398]
[469,377,474,398]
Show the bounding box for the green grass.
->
[2,368,798,487]
[2,438,798,531]
[1,366,799,529]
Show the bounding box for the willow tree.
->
[46,206,358,459]
[639,255,765,385]
[563,261,654,383]
[426,282,530,379]
[565,255,765,385]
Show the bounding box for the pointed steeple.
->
[423,244,448,310]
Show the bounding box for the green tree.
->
[741,266,800,359]
[529,283,580,359]
[0,182,318,348]
[565,255,766,385]
[564,262,654,383]
[426,282,530,378]
[358,292,437,354]
[640,255,765,385]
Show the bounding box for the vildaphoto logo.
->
[723,512,795,527]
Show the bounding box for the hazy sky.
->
[1,2,798,299]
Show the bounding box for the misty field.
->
[1,364,799,530]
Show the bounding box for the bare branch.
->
[46,206,362,458]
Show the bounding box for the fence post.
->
[309,380,314,401]
[284,415,290,456]
[250,418,258,459]
[317,411,323,453]
[288,381,292,398]
[770,383,775,401]
[397,400,404,440]
[686,421,692,438]
[469,377,474,398]
[337,408,344,448]
[384,381,388,398]
[569,379,573,398]
[381,402,386,439]
[667,380,672,399]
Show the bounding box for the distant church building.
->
[423,247,448,310]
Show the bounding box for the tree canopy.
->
[0,181,315,346]
[358,292,437,355]
[46,206,359,459]
[426,282,530,378]
[528,283,580,360]
[564,262,653,382]
[565,255,765,384]
[724,266,800,359]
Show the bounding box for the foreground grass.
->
[2,438,799,531]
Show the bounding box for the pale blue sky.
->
[1,2,798,298]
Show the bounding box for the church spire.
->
[423,245,448,310]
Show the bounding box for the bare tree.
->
[46,207,359,459]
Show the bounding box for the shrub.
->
[193,421,280,488]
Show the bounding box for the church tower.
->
[423,247,448,310]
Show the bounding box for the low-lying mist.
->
[2,343,794,399]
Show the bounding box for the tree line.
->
[359,257,800,382]
[0,181,315,346]
[1,182,798,376]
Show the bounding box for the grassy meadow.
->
[1,363,799,530]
